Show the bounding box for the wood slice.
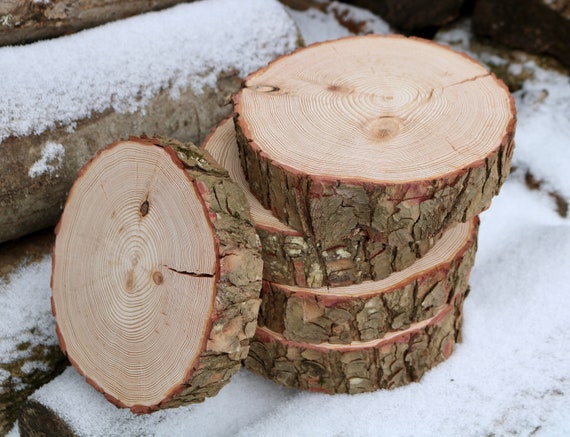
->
[51,137,263,413]
[234,35,516,250]
[245,290,466,394]
[259,218,477,344]
[203,117,440,288]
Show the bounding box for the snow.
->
[0,256,57,361]
[28,142,65,178]
[4,1,570,436]
[0,0,299,142]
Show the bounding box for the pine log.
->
[0,0,299,244]
[233,35,516,252]
[0,0,193,47]
[340,0,464,33]
[258,218,477,344]
[51,137,262,413]
[203,117,440,288]
[473,0,570,69]
[245,290,466,394]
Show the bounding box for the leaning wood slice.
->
[51,137,262,413]
[245,290,466,394]
[204,117,440,288]
[259,218,477,344]
[234,35,516,248]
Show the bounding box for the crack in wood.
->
[164,265,213,278]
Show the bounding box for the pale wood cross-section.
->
[204,117,440,288]
[258,217,478,345]
[234,34,516,249]
[51,137,262,413]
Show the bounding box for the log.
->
[233,35,516,252]
[0,0,193,47]
[473,0,570,69]
[340,0,464,34]
[0,255,67,436]
[0,0,300,244]
[245,290,466,394]
[203,117,440,288]
[258,218,477,344]
[51,137,262,413]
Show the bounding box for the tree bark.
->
[245,291,466,394]
[0,0,193,47]
[0,0,300,244]
[340,0,465,33]
[473,0,570,69]
[51,137,262,413]
[204,117,441,288]
[233,35,516,252]
[258,218,477,344]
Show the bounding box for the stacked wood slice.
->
[216,34,515,394]
[50,137,263,413]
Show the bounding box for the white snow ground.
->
[3,1,570,435]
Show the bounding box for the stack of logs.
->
[204,34,516,394]
[49,34,515,413]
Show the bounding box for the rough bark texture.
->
[258,222,440,288]
[52,138,262,413]
[0,0,193,47]
[258,219,477,344]
[19,400,75,437]
[341,0,465,33]
[203,117,441,289]
[246,291,466,394]
[473,0,570,69]
[235,117,514,248]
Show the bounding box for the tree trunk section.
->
[0,0,300,244]
[341,0,465,33]
[0,0,195,47]
[245,291,466,394]
[51,137,262,413]
[258,218,477,344]
[233,35,515,251]
[204,117,441,288]
[473,0,570,69]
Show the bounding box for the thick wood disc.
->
[204,117,440,288]
[234,35,516,248]
[245,290,466,394]
[258,218,477,344]
[51,137,262,413]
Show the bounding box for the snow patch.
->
[28,142,64,178]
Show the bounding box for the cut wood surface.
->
[0,0,299,244]
[246,290,466,394]
[204,117,440,288]
[234,35,516,250]
[258,218,477,344]
[51,138,262,413]
[0,0,193,47]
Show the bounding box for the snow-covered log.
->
[0,0,194,47]
[0,0,300,244]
